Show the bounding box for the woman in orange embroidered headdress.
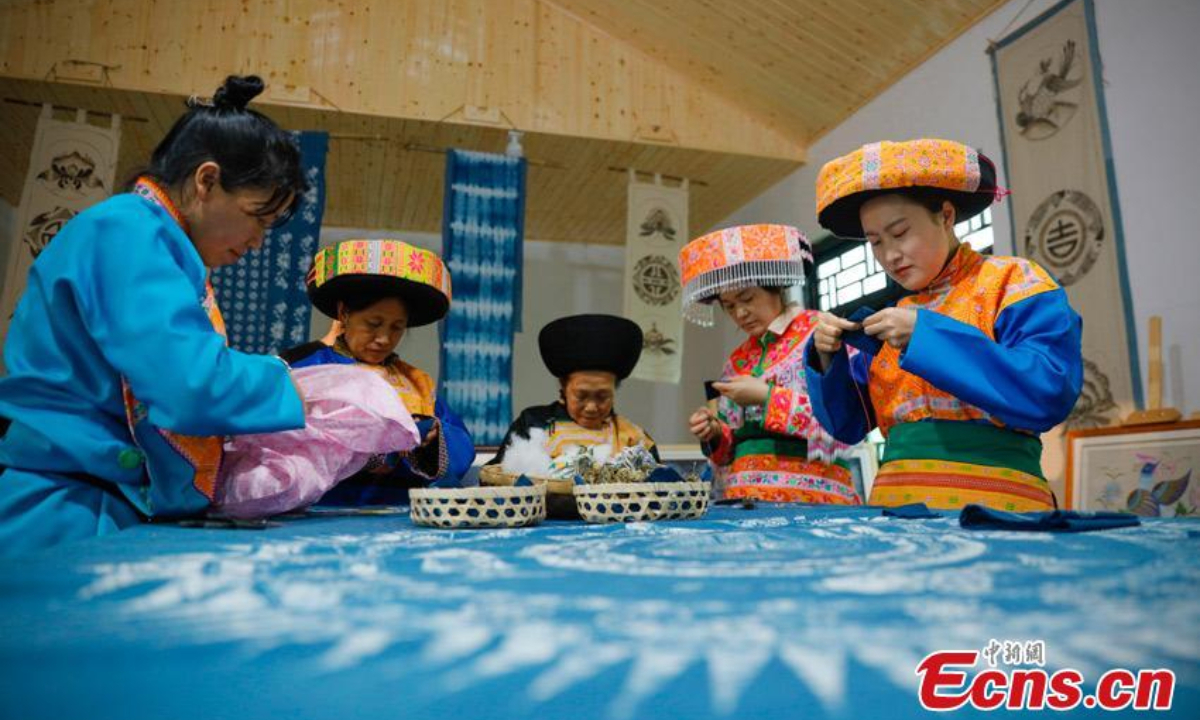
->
[679,224,861,504]
[806,139,1083,511]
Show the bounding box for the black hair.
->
[894,187,956,219]
[338,288,411,314]
[135,75,307,227]
[703,283,791,306]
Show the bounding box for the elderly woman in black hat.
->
[489,314,659,469]
[281,239,474,504]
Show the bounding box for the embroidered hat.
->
[816,138,1002,239]
[307,239,452,327]
[538,314,644,380]
[678,224,812,326]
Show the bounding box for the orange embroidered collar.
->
[133,177,189,234]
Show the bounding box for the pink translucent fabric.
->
[214,365,420,519]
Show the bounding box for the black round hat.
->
[538,314,644,380]
[306,239,452,327]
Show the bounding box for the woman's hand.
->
[812,312,858,370]
[863,308,918,351]
[689,407,721,443]
[712,376,770,407]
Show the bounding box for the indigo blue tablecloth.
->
[1,504,1197,719]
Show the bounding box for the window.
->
[956,207,994,253]
[809,235,905,317]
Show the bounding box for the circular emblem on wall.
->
[632,254,680,306]
[1023,189,1104,286]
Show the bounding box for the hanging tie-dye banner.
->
[439,149,526,445]
[0,105,120,368]
[623,172,688,383]
[212,131,328,355]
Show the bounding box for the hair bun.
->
[212,75,265,111]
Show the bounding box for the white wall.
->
[724,0,1200,417]
[313,227,745,445]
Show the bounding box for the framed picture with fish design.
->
[1065,420,1200,516]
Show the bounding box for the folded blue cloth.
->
[882,503,941,519]
[415,417,436,440]
[841,306,884,356]
[959,504,1141,533]
[646,466,685,483]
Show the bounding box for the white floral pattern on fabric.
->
[8,507,1194,719]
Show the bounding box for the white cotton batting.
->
[499,429,555,477]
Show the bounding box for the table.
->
[1,504,1197,719]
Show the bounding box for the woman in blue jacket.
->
[0,76,308,553]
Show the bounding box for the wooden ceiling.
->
[0,0,1008,243]
[548,0,1008,141]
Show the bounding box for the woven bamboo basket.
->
[572,481,712,524]
[478,464,580,518]
[410,485,546,529]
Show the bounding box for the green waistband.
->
[884,421,1044,479]
[732,422,808,460]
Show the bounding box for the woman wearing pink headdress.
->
[680,224,861,505]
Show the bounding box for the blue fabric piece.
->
[514,475,534,487]
[882,502,941,519]
[286,344,355,369]
[840,305,884,356]
[959,503,1140,533]
[803,340,874,445]
[0,195,303,553]
[439,149,526,445]
[415,417,436,440]
[646,465,684,483]
[0,505,1197,719]
[211,131,328,354]
[805,288,1082,442]
[428,400,475,488]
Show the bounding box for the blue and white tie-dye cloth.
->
[0,505,1197,719]
[439,149,526,445]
